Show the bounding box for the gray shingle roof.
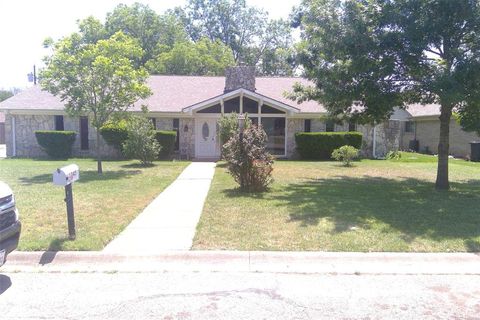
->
[0,75,445,118]
[0,76,325,114]
[406,104,441,117]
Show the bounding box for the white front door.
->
[195,118,220,158]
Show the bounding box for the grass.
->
[0,158,188,251]
[193,153,480,252]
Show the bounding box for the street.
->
[1,271,479,319]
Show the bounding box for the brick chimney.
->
[224,66,256,93]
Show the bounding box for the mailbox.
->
[53,164,79,186]
[52,164,79,240]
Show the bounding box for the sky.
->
[0,0,300,90]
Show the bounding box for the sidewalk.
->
[4,251,480,274]
[103,162,216,253]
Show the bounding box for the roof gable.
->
[182,88,301,115]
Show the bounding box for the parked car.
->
[0,181,21,266]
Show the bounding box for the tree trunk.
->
[435,106,451,190]
[96,130,103,174]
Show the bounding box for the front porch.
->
[179,88,300,160]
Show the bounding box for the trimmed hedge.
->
[295,132,363,160]
[155,130,177,159]
[35,130,76,159]
[100,120,129,151]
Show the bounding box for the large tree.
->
[146,38,234,75]
[105,3,163,65]
[177,0,297,75]
[292,0,480,190]
[0,90,13,102]
[41,31,151,174]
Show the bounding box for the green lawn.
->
[0,158,188,251]
[193,153,480,252]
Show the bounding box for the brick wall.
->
[413,119,479,157]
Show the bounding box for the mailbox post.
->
[53,164,79,240]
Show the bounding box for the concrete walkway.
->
[103,162,216,253]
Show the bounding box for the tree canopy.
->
[0,90,13,102]
[41,31,151,173]
[53,1,296,76]
[146,38,234,76]
[292,0,480,190]
[175,0,297,75]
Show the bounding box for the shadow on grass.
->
[221,175,480,251]
[121,163,156,169]
[19,169,142,185]
[269,176,480,249]
[222,188,268,199]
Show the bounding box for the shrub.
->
[155,130,177,159]
[100,120,129,151]
[218,113,252,155]
[331,145,359,166]
[122,116,161,165]
[295,132,363,160]
[35,131,76,159]
[386,150,402,160]
[223,125,274,192]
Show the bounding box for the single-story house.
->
[0,112,5,144]
[0,66,477,159]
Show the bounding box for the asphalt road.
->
[0,271,479,319]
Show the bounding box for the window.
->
[54,115,64,131]
[197,104,221,113]
[149,117,157,129]
[348,121,357,132]
[261,104,285,114]
[405,121,415,133]
[248,117,259,126]
[325,120,335,132]
[173,118,180,151]
[261,117,285,155]
[224,97,240,113]
[80,116,89,150]
[304,119,311,132]
[243,97,258,113]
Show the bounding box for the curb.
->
[2,251,480,275]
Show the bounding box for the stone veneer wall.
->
[179,118,195,159]
[224,66,256,92]
[357,121,401,158]
[286,118,304,158]
[311,119,325,132]
[5,114,52,157]
[154,118,174,131]
[5,114,120,158]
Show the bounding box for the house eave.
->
[181,88,301,115]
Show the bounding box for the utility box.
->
[53,164,79,186]
[470,142,480,162]
[408,139,419,152]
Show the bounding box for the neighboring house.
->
[0,112,5,144]
[0,66,476,159]
[402,104,480,157]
